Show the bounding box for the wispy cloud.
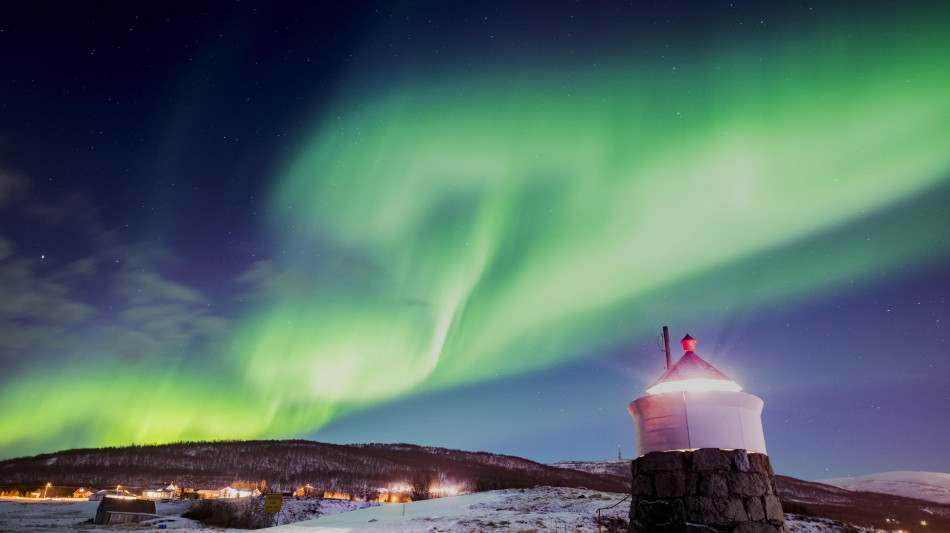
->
[0,172,233,365]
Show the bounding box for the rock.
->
[686,497,718,524]
[698,473,729,499]
[686,473,701,494]
[732,450,750,472]
[686,495,750,525]
[747,453,770,475]
[633,475,655,497]
[672,498,686,524]
[628,519,650,533]
[745,495,765,521]
[728,473,767,496]
[685,524,722,533]
[655,471,688,498]
[762,495,784,522]
[642,451,686,472]
[718,498,748,522]
[639,499,675,525]
[693,449,732,472]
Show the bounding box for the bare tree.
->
[410,470,435,501]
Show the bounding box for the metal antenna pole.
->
[662,326,672,370]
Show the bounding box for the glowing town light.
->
[430,485,462,496]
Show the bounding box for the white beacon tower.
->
[627,334,767,455]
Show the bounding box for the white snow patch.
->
[785,513,886,533]
[820,471,950,504]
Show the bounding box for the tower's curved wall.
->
[628,390,766,455]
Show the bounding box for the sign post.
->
[264,493,283,513]
[264,493,284,526]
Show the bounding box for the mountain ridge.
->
[0,439,629,496]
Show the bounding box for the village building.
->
[72,487,97,499]
[140,483,180,501]
[220,486,261,499]
[88,489,135,501]
[295,484,322,498]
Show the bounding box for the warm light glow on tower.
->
[646,378,742,395]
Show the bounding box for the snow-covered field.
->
[262,487,630,533]
[820,471,950,504]
[0,497,372,532]
[0,491,879,533]
[0,499,213,532]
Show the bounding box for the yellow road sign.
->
[264,493,283,513]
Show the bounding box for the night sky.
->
[1,2,948,482]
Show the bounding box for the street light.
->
[43,482,51,499]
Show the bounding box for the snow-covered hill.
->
[820,471,950,504]
[551,460,630,477]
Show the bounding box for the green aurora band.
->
[1,12,949,458]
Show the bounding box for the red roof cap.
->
[680,334,696,352]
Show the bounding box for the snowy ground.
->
[0,492,880,533]
[262,487,630,533]
[0,498,209,532]
[260,488,880,533]
[820,471,950,504]
[784,515,887,533]
[0,497,371,532]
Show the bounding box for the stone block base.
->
[628,449,789,533]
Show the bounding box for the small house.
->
[72,487,96,499]
[295,484,322,498]
[88,489,135,501]
[141,483,180,501]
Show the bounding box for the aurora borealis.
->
[0,2,948,480]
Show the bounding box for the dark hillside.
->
[774,475,950,533]
[0,440,628,497]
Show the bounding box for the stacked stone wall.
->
[629,448,788,533]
